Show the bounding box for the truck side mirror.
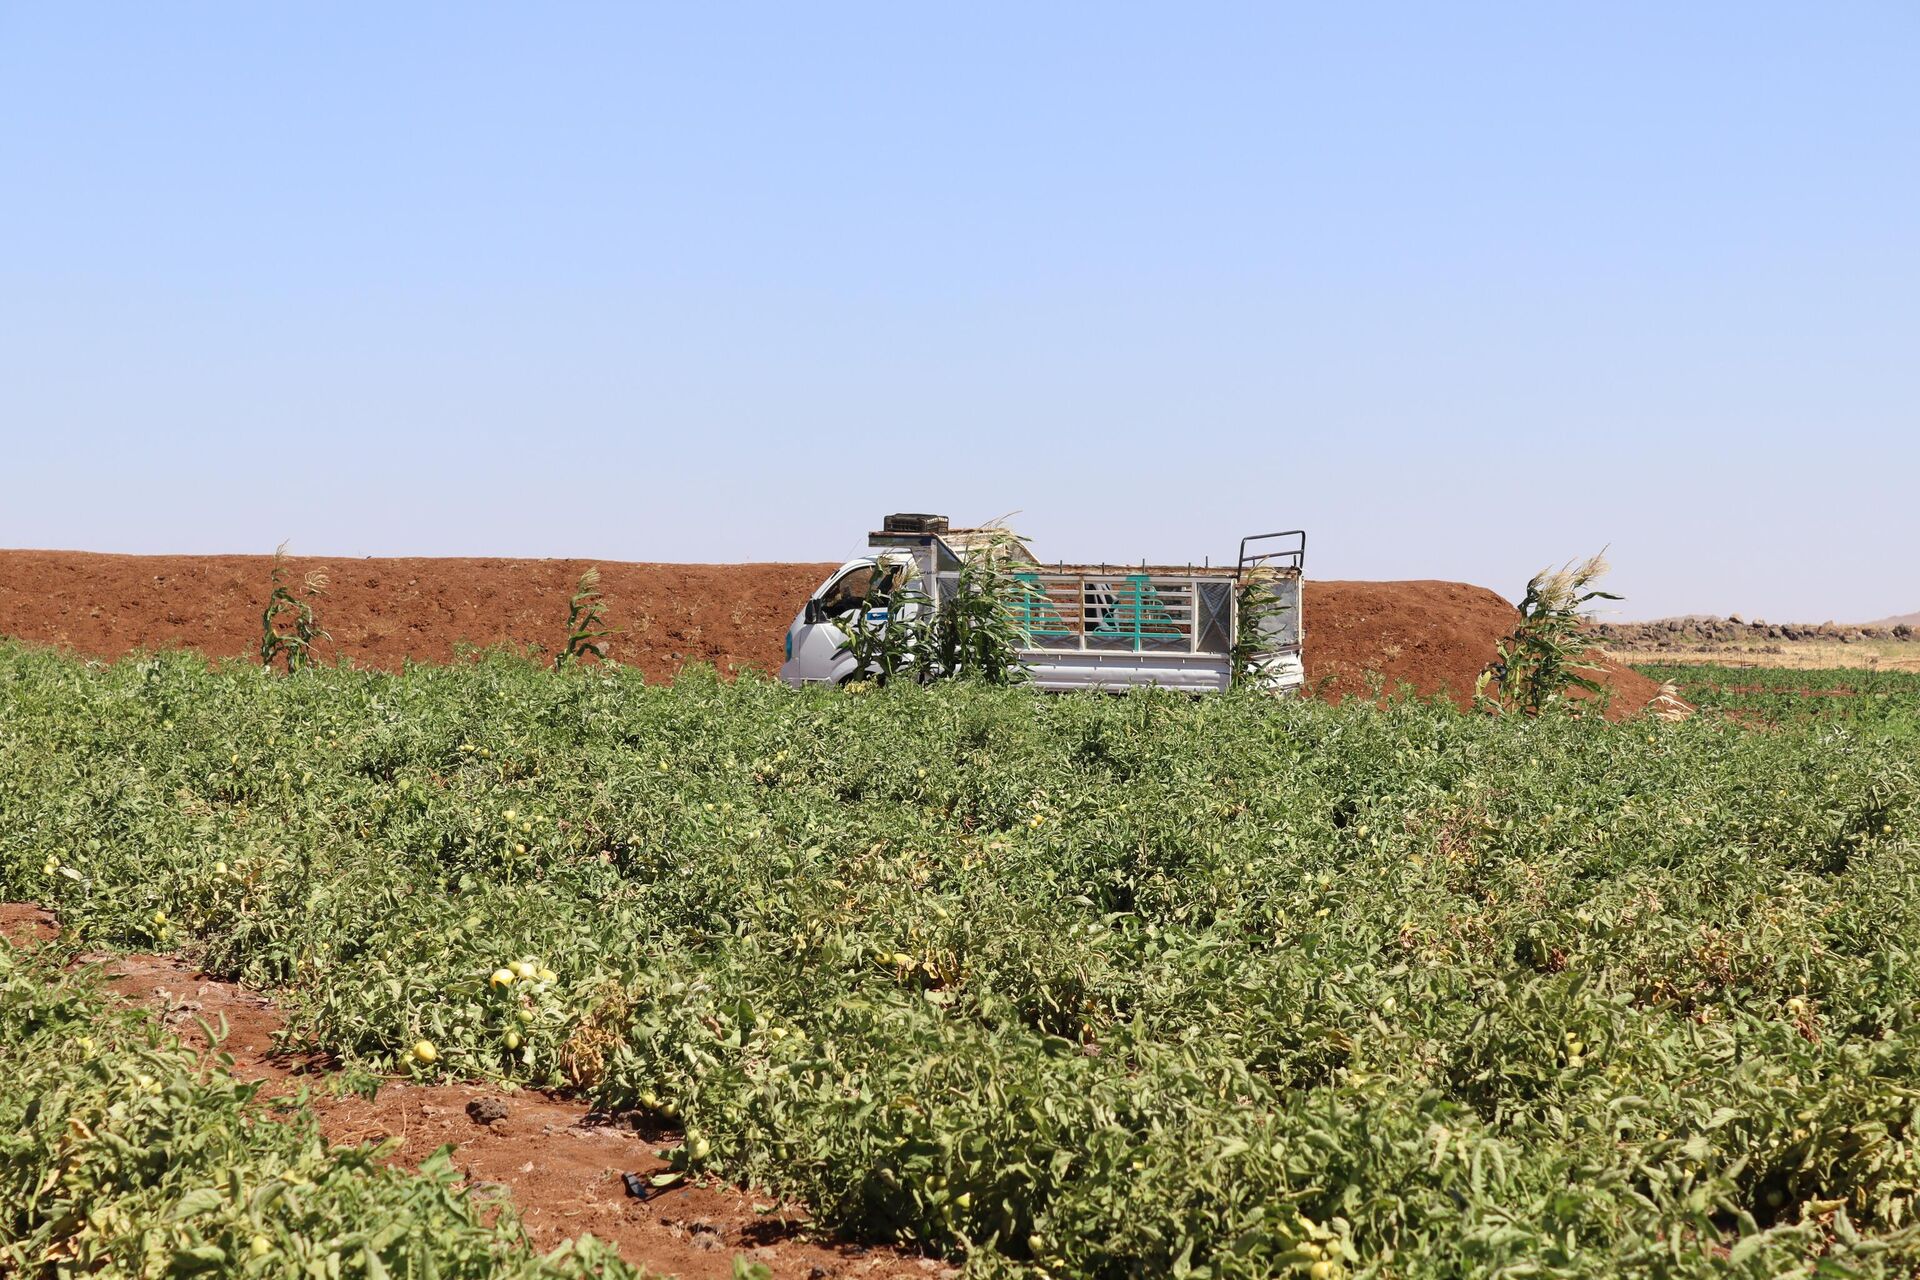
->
[804,598,826,625]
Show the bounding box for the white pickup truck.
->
[779,514,1305,693]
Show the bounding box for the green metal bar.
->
[1012,573,1074,639]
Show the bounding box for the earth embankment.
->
[0,551,1660,712]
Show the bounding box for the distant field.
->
[1597,616,1919,675]
[1633,662,1920,734]
[1608,639,1920,674]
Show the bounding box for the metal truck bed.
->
[991,567,1299,692]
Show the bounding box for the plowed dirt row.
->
[0,904,945,1280]
[0,550,1661,714]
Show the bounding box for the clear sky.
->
[3,4,1915,621]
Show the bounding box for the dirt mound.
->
[0,551,1660,714]
[0,550,838,684]
[1306,580,1661,718]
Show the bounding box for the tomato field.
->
[4,642,1919,1277]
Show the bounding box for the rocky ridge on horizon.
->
[1593,614,1916,651]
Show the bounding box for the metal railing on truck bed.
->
[933,572,1239,657]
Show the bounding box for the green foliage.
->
[835,529,1043,685]
[0,943,645,1278]
[1477,553,1621,716]
[919,528,1043,684]
[258,545,330,674]
[1231,571,1292,689]
[833,562,931,686]
[554,568,618,671]
[3,642,1920,1277]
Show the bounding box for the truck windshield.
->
[818,563,903,617]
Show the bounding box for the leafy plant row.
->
[0,940,647,1279]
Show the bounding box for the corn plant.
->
[1230,570,1292,689]
[259,544,330,673]
[554,568,619,670]
[921,527,1044,684]
[1475,553,1621,715]
[835,528,1042,686]
[833,560,930,685]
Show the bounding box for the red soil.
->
[0,902,59,946]
[0,551,1660,714]
[0,550,836,684]
[1,904,943,1280]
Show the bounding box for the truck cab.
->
[779,555,919,686]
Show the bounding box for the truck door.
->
[783,560,880,685]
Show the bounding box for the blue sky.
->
[3,4,1915,621]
